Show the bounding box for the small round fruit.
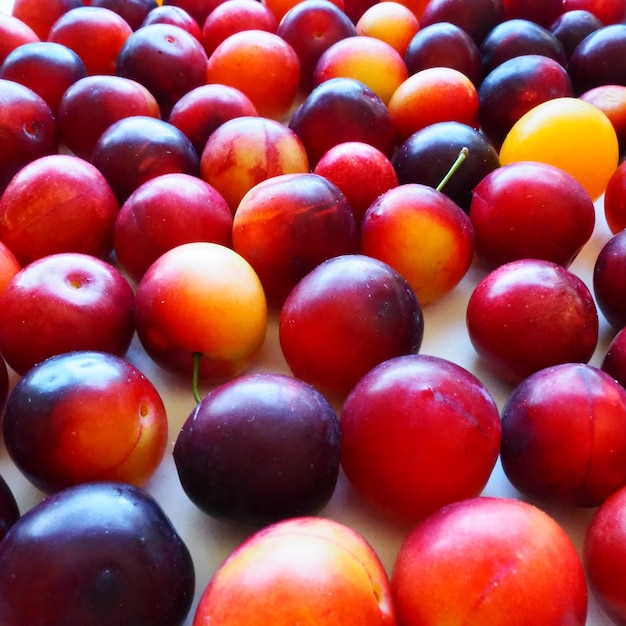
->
[594,229,626,330]
[279,254,424,396]
[499,96,619,201]
[135,242,267,382]
[173,372,341,526]
[466,259,599,384]
[0,481,195,626]
[192,516,396,626]
[604,158,626,234]
[3,351,168,493]
[340,354,501,522]
[392,497,588,626]
[501,363,626,506]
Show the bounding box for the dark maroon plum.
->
[162,0,219,27]
[0,481,194,626]
[420,0,505,44]
[0,41,87,115]
[392,121,500,212]
[0,79,58,194]
[567,24,626,95]
[140,4,201,39]
[549,9,604,58]
[90,0,159,30]
[173,373,341,526]
[0,474,19,542]
[501,0,564,28]
[288,77,395,166]
[478,54,573,148]
[602,327,626,389]
[404,22,484,86]
[91,115,199,202]
[594,229,626,331]
[480,18,568,74]
[277,0,357,95]
[116,22,208,117]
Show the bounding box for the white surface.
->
[0,1,620,623]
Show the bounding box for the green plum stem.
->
[436,147,469,192]
[192,352,203,404]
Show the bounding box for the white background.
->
[0,1,619,623]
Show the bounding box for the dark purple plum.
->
[602,327,626,389]
[0,474,19,542]
[420,0,504,44]
[288,77,395,166]
[392,121,500,212]
[404,22,484,86]
[567,24,626,95]
[90,0,159,30]
[593,229,626,331]
[91,115,199,202]
[478,54,573,148]
[173,372,341,526]
[501,0,564,28]
[480,18,568,74]
[0,481,195,626]
[549,9,604,58]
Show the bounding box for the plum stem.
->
[192,352,203,404]
[436,147,469,192]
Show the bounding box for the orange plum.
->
[360,183,474,306]
[388,66,480,144]
[193,516,396,626]
[206,30,300,121]
[200,115,310,213]
[314,35,409,105]
[356,1,420,56]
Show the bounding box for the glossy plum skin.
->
[192,516,396,626]
[549,9,604,58]
[279,254,424,396]
[174,373,341,526]
[91,115,199,203]
[340,354,501,522]
[601,327,626,389]
[0,154,120,265]
[392,497,588,626]
[478,54,573,149]
[501,363,626,507]
[116,23,208,118]
[3,351,168,494]
[58,74,161,161]
[392,121,500,212]
[289,77,395,167]
[585,485,626,625]
[11,0,83,41]
[604,159,626,234]
[0,79,58,194]
[0,474,19,542]
[232,173,358,307]
[0,41,87,115]
[0,481,195,626]
[466,259,599,385]
[469,161,595,269]
[0,252,135,376]
[0,13,39,66]
[114,172,233,284]
[594,229,626,330]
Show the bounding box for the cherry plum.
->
[469,161,595,269]
[478,54,573,149]
[200,115,309,213]
[340,354,501,522]
[233,173,358,307]
[89,0,159,30]
[549,9,604,58]
[114,173,233,284]
[502,363,626,507]
[0,481,195,626]
[392,121,500,212]
[91,115,199,203]
[355,1,420,56]
[563,0,626,23]
[0,241,21,297]
[11,0,81,40]
[162,0,220,27]
[604,159,626,234]
[278,254,424,396]
[116,22,208,118]
[602,327,626,389]
[289,77,395,167]
[276,0,357,96]
[501,0,564,27]
[174,373,341,526]
[593,229,626,330]
[58,74,161,161]
[48,6,133,75]
[404,22,483,86]
[0,13,39,66]
[206,30,300,121]
[466,259,599,384]
[0,41,86,115]
[580,84,626,154]
[140,4,202,39]
[0,474,19,542]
